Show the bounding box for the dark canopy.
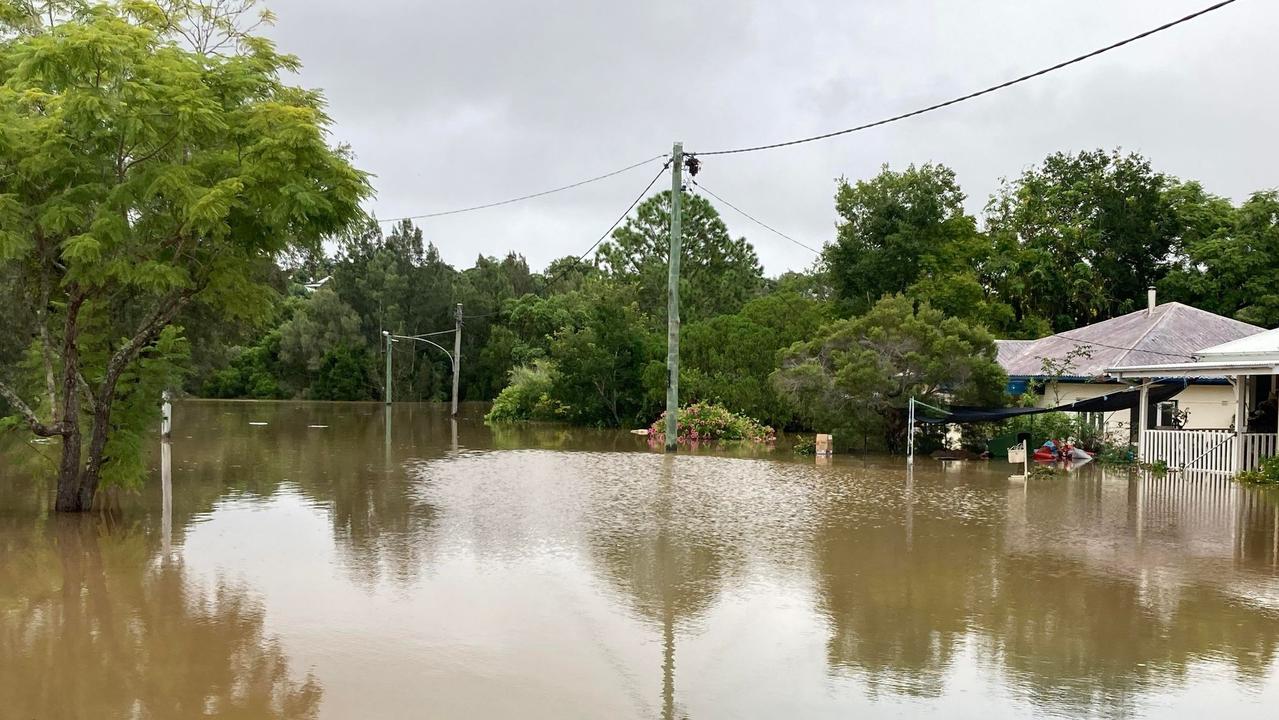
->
[915,380,1188,424]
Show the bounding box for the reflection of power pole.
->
[663,602,675,720]
[664,142,684,452]
[659,456,677,720]
[161,440,172,562]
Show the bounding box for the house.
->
[1108,327,1279,476]
[995,290,1263,442]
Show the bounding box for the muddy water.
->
[2,400,1279,719]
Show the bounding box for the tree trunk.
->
[54,425,85,512]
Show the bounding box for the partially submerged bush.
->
[648,402,775,444]
[1096,441,1137,466]
[485,361,567,423]
[1237,456,1279,485]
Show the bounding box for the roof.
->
[1108,326,1279,378]
[1108,359,1279,379]
[997,302,1263,379]
[1196,327,1279,361]
[995,339,1034,367]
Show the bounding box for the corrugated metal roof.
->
[1197,326,1279,361]
[997,302,1264,378]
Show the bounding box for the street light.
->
[383,323,461,415]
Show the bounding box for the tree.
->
[1161,190,1279,327]
[985,150,1182,331]
[679,291,830,428]
[546,287,658,427]
[597,190,764,324]
[331,219,459,402]
[772,295,1006,451]
[825,164,1015,332]
[278,287,365,376]
[0,1,369,510]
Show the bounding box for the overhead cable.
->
[691,178,822,255]
[694,0,1241,156]
[378,153,667,223]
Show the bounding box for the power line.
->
[694,0,1242,157]
[461,160,671,319]
[690,178,822,255]
[378,153,667,223]
[1049,332,1197,360]
[542,160,672,291]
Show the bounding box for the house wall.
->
[1037,381,1237,439]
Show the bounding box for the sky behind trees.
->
[263,0,1278,275]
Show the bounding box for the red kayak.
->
[1034,446,1095,462]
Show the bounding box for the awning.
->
[916,380,1188,424]
[1107,360,1279,379]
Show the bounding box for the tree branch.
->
[99,290,194,404]
[0,378,62,437]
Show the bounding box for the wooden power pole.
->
[451,303,462,417]
[664,142,683,452]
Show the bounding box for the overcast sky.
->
[264,0,1277,276]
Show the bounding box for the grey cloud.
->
[264,0,1278,275]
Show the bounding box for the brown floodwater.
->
[3,400,1279,719]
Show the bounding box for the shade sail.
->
[916,380,1188,424]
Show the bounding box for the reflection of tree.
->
[0,517,319,719]
[588,461,722,720]
[814,471,998,697]
[981,553,1279,712]
[161,401,444,587]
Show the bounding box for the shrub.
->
[485,361,566,423]
[648,402,775,444]
[1096,441,1137,466]
[793,436,817,455]
[1237,456,1279,485]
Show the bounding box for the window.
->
[1155,401,1182,429]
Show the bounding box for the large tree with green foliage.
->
[773,295,1006,451]
[0,1,368,510]
[824,163,1015,333]
[597,190,763,324]
[985,150,1184,331]
[679,291,830,428]
[1161,190,1279,328]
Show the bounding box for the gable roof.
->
[997,302,1263,379]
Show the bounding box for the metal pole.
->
[664,142,683,452]
[452,303,462,417]
[384,331,393,405]
[907,397,915,465]
[1137,380,1150,461]
[160,389,172,439]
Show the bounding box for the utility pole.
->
[452,303,462,417]
[664,142,683,452]
[383,330,393,405]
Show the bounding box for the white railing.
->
[1142,430,1278,476]
[1241,432,1277,471]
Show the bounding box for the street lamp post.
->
[382,330,459,411]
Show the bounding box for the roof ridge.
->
[1122,303,1177,363]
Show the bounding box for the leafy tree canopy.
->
[597,190,763,324]
[0,0,369,510]
[773,295,1006,451]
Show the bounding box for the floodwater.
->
[3,402,1279,719]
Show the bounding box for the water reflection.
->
[2,402,1279,718]
[0,515,320,719]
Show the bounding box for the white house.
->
[996,291,1263,442]
[1108,327,1279,476]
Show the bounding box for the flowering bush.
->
[647,402,775,444]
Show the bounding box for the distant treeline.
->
[8,148,1273,448]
